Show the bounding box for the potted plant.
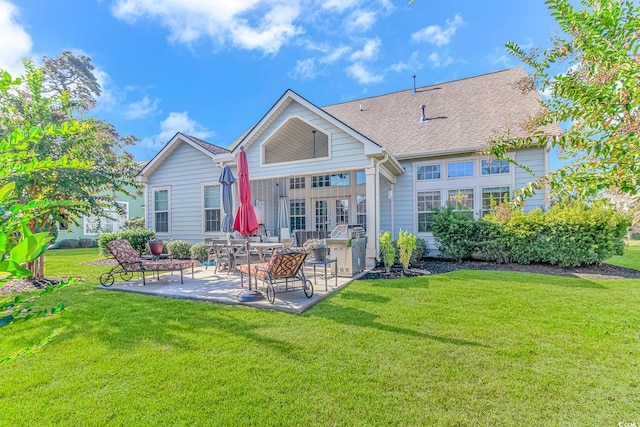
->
[303,238,327,261]
[147,240,164,259]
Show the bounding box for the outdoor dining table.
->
[250,242,284,262]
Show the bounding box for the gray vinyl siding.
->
[379,178,392,235]
[392,161,415,237]
[515,147,547,212]
[146,141,222,243]
[245,101,371,178]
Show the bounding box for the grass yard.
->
[1,247,639,425]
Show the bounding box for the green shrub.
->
[397,230,417,272]
[411,238,429,263]
[78,238,96,248]
[477,199,631,267]
[98,229,156,256]
[166,240,192,259]
[58,239,80,249]
[379,231,396,273]
[190,242,208,262]
[432,205,477,261]
[122,217,145,230]
[632,232,640,240]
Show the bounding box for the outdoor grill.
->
[326,225,367,277]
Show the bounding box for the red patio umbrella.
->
[233,147,259,293]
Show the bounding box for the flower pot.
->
[148,240,164,256]
[312,248,327,261]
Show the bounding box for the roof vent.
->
[412,74,417,94]
[420,104,428,122]
[359,104,363,112]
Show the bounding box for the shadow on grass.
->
[311,302,487,348]
[337,292,391,303]
[61,289,301,358]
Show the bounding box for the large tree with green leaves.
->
[1,54,140,255]
[0,52,141,277]
[488,0,640,203]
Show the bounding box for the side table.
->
[305,258,337,291]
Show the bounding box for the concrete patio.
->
[94,263,361,314]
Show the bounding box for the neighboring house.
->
[137,67,562,267]
[56,186,145,243]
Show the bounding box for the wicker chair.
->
[238,248,313,303]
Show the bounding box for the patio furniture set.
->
[101,237,336,304]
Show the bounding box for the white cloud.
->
[320,45,351,63]
[321,0,360,13]
[158,111,214,142]
[0,0,33,76]
[346,63,383,84]
[388,51,423,73]
[126,95,160,119]
[411,13,465,47]
[488,46,514,68]
[289,58,317,80]
[346,9,377,33]
[427,52,453,68]
[349,38,381,62]
[111,0,303,55]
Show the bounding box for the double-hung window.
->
[482,187,511,216]
[153,188,170,233]
[203,185,221,232]
[448,189,474,219]
[417,191,441,232]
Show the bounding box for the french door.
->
[312,198,350,232]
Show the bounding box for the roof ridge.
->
[322,67,524,108]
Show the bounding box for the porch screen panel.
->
[335,199,349,225]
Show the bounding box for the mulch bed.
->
[360,258,640,281]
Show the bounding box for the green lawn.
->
[1,248,639,425]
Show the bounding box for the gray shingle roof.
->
[182,133,230,155]
[322,67,561,158]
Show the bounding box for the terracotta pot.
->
[148,240,164,256]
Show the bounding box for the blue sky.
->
[2,0,561,163]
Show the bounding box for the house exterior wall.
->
[244,101,371,178]
[56,186,144,243]
[515,147,547,212]
[384,149,547,252]
[146,141,223,243]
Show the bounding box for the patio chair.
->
[204,238,232,273]
[100,239,194,287]
[238,248,313,304]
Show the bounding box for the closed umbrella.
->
[233,147,260,295]
[278,196,290,239]
[218,165,236,234]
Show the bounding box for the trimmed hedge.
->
[434,200,632,267]
[98,229,156,256]
[190,242,208,262]
[166,240,192,259]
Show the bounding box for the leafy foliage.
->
[379,231,396,273]
[396,230,417,273]
[489,0,640,203]
[98,229,156,256]
[166,240,192,259]
[190,242,208,262]
[431,205,477,261]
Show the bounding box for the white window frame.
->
[417,191,441,233]
[356,194,366,230]
[481,186,511,216]
[202,183,222,234]
[416,163,443,181]
[83,201,129,236]
[152,186,171,235]
[481,159,511,175]
[290,199,306,231]
[447,160,475,179]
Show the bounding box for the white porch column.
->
[365,166,378,268]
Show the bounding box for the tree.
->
[0,53,141,277]
[488,0,640,203]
